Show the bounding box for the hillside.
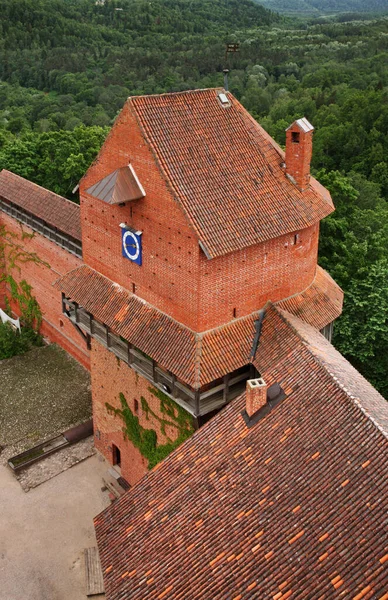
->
[258,0,388,14]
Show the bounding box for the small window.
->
[112,444,121,467]
[132,282,136,294]
[294,234,299,244]
[292,131,300,144]
[233,308,237,318]
[134,399,139,414]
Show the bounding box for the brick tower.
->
[57,89,343,485]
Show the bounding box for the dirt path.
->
[0,454,110,600]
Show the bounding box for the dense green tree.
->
[0,126,108,197]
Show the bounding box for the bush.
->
[0,322,43,360]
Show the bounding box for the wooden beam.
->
[74,302,79,323]
[127,342,133,365]
[194,390,200,416]
[223,373,230,403]
[152,360,157,383]
[171,373,177,398]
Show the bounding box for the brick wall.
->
[81,101,201,331]
[80,101,320,332]
[198,224,319,331]
[0,213,90,369]
[91,340,188,486]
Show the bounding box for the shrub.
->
[0,321,43,360]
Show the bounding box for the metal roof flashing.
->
[86,164,146,205]
[286,117,314,134]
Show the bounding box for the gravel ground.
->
[0,344,91,458]
[15,436,96,492]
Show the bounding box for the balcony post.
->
[223,373,230,403]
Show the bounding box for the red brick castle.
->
[1,89,342,485]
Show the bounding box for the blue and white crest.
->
[121,226,142,266]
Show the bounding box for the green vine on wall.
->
[0,224,49,330]
[106,389,195,470]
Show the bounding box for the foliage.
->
[317,170,388,397]
[258,0,388,15]
[106,390,194,469]
[0,224,46,330]
[0,321,43,360]
[0,126,108,199]
[333,260,388,397]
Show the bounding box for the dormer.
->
[285,118,314,191]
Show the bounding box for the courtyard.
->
[0,342,110,598]
[0,454,109,600]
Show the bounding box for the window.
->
[292,131,300,144]
[112,444,121,467]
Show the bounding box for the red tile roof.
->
[130,89,334,259]
[94,305,388,600]
[277,265,343,330]
[55,265,198,386]
[55,265,342,388]
[0,170,81,241]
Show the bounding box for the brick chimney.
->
[246,378,267,417]
[285,118,314,191]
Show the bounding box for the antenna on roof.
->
[224,43,239,92]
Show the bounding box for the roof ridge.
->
[129,88,225,102]
[193,334,203,391]
[274,306,388,439]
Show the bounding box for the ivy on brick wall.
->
[106,389,195,470]
[0,224,49,330]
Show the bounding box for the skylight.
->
[218,92,229,106]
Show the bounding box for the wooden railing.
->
[0,199,82,258]
[62,296,253,418]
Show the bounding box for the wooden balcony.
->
[62,296,253,418]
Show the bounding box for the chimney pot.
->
[246,378,267,418]
[285,118,314,191]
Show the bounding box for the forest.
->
[0,0,387,397]
[258,0,388,16]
